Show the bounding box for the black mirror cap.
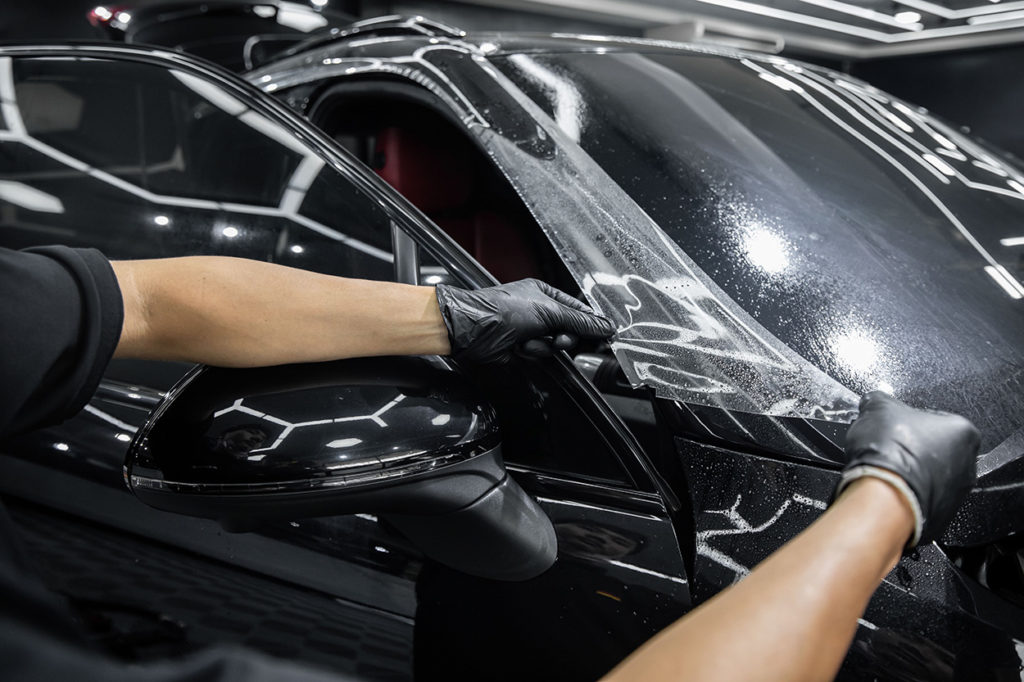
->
[125,355,500,511]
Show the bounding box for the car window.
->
[0,55,393,281]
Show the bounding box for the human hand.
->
[435,278,615,365]
[837,391,980,546]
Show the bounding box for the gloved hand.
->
[837,391,980,547]
[435,278,615,365]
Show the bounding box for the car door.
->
[0,45,689,681]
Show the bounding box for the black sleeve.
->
[1,623,356,682]
[0,246,124,437]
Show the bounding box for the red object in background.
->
[373,126,541,283]
[87,5,132,28]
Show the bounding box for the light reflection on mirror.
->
[327,438,362,449]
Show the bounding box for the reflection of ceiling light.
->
[743,227,790,273]
[277,6,329,32]
[116,11,131,23]
[54,442,70,452]
[922,153,956,176]
[1000,236,1024,247]
[985,265,1024,299]
[894,11,922,24]
[290,244,304,254]
[116,433,132,442]
[758,72,803,93]
[153,215,170,226]
[222,226,239,238]
[92,6,112,20]
[311,0,328,6]
[327,438,362,448]
[833,330,878,373]
[0,180,64,214]
[424,275,443,284]
[431,414,451,426]
[875,380,895,394]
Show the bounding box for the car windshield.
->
[495,50,1024,450]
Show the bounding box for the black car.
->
[1,14,1024,681]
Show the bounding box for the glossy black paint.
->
[130,356,501,494]
[88,1,356,72]
[1,20,1023,682]
[679,438,1024,680]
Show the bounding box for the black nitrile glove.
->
[435,278,615,365]
[837,391,980,547]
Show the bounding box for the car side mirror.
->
[125,356,556,581]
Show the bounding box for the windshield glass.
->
[495,50,1024,450]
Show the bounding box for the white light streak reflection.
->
[327,438,362,448]
[54,442,70,452]
[894,10,923,23]
[757,72,803,93]
[0,181,64,213]
[276,6,328,32]
[985,265,1024,299]
[923,153,956,176]
[221,226,239,238]
[506,54,584,142]
[290,244,305,254]
[153,215,170,226]
[1000,236,1024,247]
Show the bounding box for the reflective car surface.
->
[1,15,1024,681]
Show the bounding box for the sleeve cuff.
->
[836,465,924,547]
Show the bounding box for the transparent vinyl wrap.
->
[462,52,862,421]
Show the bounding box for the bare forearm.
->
[112,257,450,366]
[603,478,912,682]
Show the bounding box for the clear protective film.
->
[448,52,862,422]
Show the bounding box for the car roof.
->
[274,14,782,66]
